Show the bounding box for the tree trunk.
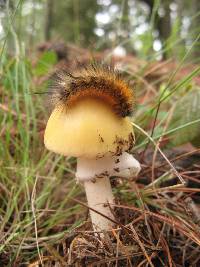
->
[45,0,54,41]
[121,0,133,53]
[141,0,172,59]
[157,0,171,59]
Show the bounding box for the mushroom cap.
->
[44,98,134,158]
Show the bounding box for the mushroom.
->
[44,64,141,232]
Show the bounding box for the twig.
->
[31,175,43,266]
[132,122,185,185]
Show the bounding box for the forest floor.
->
[0,42,200,266]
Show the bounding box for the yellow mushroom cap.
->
[44,98,134,158]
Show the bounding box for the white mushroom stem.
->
[76,152,141,231]
[84,177,114,231]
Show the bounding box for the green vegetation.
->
[0,0,200,266]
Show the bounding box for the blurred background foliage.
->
[0,1,200,265]
[0,0,200,60]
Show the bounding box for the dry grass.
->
[25,148,200,267]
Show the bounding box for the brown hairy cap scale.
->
[49,64,134,117]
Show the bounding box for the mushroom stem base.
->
[83,177,115,232]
